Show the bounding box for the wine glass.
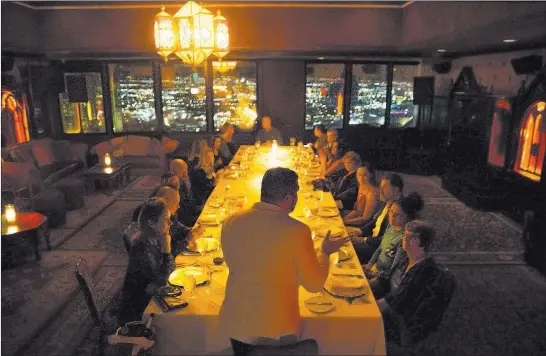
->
[203,263,215,295]
[317,190,324,206]
[185,274,197,300]
[255,140,261,150]
[290,137,296,146]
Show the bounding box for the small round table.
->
[1,212,51,269]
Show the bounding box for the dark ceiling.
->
[17,1,410,9]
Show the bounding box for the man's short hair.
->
[261,168,299,204]
[219,122,233,134]
[405,220,435,251]
[383,173,404,192]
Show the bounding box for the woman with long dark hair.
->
[343,163,380,226]
[118,198,174,324]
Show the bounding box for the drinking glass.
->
[290,137,296,146]
[255,140,261,149]
[203,263,215,295]
[185,275,197,300]
[317,190,324,206]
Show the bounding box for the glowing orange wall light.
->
[1,90,30,144]
[514,101,546,182]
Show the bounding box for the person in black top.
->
[329,151,361,212]
[373,220,456,345]
[212,136,228,171]
[170,158,200,226]
[118,199,175,324]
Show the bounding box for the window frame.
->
[303,60,420,132]
[107,60,160,135]
[210,58,260,133]
[58,70,107,136]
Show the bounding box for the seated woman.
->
[212,135,228,171]
[312,124,327,153]
[373,220,456,345]
[328,151,361,212]
[363,193,424,280]
[343,163,380,227]
[319,129,346,177]
[189,139,215,205]
[118,198,175,324]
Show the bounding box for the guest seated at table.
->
[161,171,180,191]
[363,193,424,280]
[343,163,380,227]
[219,123,236,162]
[312,124,327,153]
[170,159,200,226]
[372,221,456,345]
[212,135,229,172]
[189,139,215,205]
[118,198,175,324]
[349,173,404,264]
[216,167,348,348]
[329,151,361,212]
[319,129,346,177]
[255,116,283,145]
[155,185,203,255]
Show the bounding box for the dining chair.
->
[75,257,110,356]
[230,337,319,356]
[391,264,457,355]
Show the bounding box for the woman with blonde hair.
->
[189,139,215,205]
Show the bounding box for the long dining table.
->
[143,145,386,355]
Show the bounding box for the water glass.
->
[185,275,197,300]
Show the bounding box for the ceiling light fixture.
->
[154,2,229,67]
[437,49,447,53]
[503,39,517,43]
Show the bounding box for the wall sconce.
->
[4,204,16,224]
[104,153,112,167]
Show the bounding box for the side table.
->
[1,212,51,269]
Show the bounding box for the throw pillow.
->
[31,139,55,167]
[125,135,151,156]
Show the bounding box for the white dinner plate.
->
[315,207,339,218]
[324,276,367,298]
[304,296,335,314]
[315,226,344,238]
[169,267,209,289]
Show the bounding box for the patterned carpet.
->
[4,173,543,356]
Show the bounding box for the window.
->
[349,64,388,127]
[390,65,419,128]
[213,61,257,131]
[305,63,345,130]
[109,64,157,132]
[161,64,207,132]
[59,73,105,134]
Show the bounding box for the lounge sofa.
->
[90,135,179,176]
[1,138,88,194]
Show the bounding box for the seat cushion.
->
[91,141,113,158]
[116,156,160,169]
[31,138,56,167]
[9,143,36,165]
[51,141,74,162]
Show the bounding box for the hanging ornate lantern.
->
[155,2,230,66]
[213,61,237,73]
[213,10,229,60]
[154,6,177,61]
[174,1,214,66]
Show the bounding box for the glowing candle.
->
[272,140,278,151]
[104,167,113,174]
[104,153,112,167]
[4,204,16,223]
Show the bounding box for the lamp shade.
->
[5,204,16,223]
[154,6,177,61]
[213,61,237,73]
[214,10,229,60]
[174,1,215,66]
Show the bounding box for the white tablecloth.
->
[143,146,386,355]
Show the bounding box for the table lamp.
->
[104,153,112,167]
[4,204,16,223]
